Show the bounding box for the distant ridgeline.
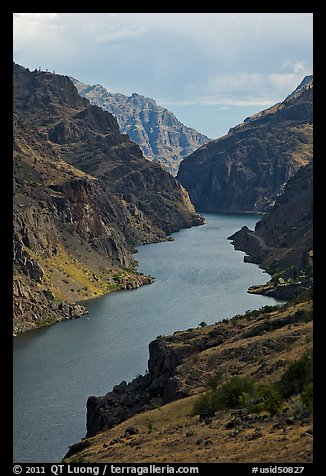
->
[177,76,313,299]
[177,76,313,300]
[60,77,313,465]
[13,63,203,334]
[71,78,210,176]
[177,76,313,214]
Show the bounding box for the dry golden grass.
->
[64,302,313,464]
[64,393,312,463]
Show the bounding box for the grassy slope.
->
[64,300,312,463]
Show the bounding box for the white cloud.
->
[14,12,59,21]
[13,13,61,36]
[13,13,313,115]
[268,73,303,89]
[94,26,147,45]
[178,69,310,107]
[13,13,64,58]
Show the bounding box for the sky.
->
[13,13,313,139]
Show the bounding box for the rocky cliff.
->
[65,299,313,463]
[72,79,210,176]
[228,162,313,299]
[177,77,313,212]
[13,63,203,333]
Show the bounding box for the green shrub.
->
[192,391,215,416]
[212,376,254,410]
[206,371,223,390]
[192,354,313,419]
[277,352,312,398]
[192,376,253,416]
[238,383,284,416]
[301,382,313,412]
[253,384,284,416]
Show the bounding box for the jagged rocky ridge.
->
[228,162,313,299]
[177,76,313,212]
[13,63,203,333]
[71,78,210,176]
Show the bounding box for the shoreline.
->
[63,298,313,463]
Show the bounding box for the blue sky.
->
[13,13,313,138]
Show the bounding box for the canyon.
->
[13,63,202,334]
[177,76,313,213]
[72,78,210,176]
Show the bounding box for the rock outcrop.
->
[66,299,312,463]
[72,79,210,176]
[86,336,200,437]
[13,63,203,333]
[228,162,313,299]
[177,77,313,212]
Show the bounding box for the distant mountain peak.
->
[286,75,313,99]
[71,78,210,176]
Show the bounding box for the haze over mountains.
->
[72,78,210,176]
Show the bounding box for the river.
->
[13,213,282,462]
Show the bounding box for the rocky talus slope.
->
[13,63,203,334]
[177,77,313,212]
[72,79,210,176]
[64,300,313,463]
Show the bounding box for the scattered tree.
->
[198,321,207,328]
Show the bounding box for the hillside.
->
[228,162,313,300]
[62,92,314,460]
[177,77,313,213]
[13,63,203,333]
[72,79,210,176]
[60,75,313,463]
[63,300,313,463]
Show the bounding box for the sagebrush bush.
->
[192,353,313,419]
[206,371,223,390]
[254,384,284,416]
[192,376,254,416]
[238,383,284,416]
[301,382,313,412]
[213,376,254,409]
[277,352,312,398]
[192,391,214,416]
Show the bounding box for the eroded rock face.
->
[72,79,210,176]
[85,328,227,437]
[228,162,313,299]
[84,299,313,440]
[85,337,191,437]
[177,77,313,213]
[13,63,203,333]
